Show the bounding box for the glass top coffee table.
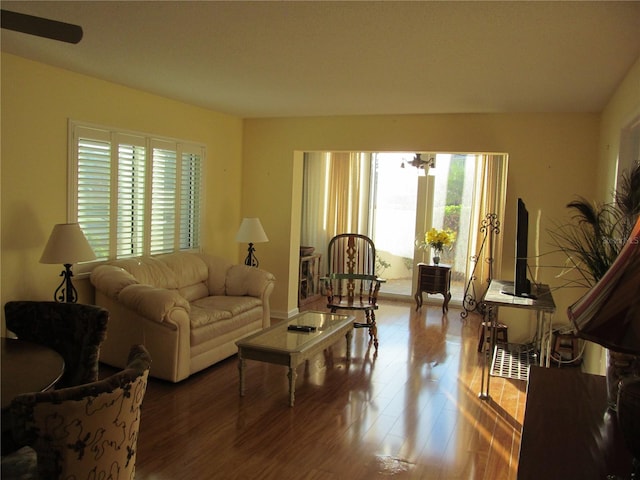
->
[236,311,354,406]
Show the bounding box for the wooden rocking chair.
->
[324,233,385,349]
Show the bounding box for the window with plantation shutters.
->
[69,121,204,262]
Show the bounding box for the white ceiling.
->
[2,1,640,118]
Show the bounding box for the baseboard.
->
[271,308,300,320]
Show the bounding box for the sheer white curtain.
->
[301,152,371,273]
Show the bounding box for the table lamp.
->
[40,223,96,303]
[568,216,640,477]
[235,218,268,267]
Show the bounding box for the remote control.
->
[287,325,316,332]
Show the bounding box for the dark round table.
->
[1,337,65,410]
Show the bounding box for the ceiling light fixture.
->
[401,153,435,170]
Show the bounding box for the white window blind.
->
[150,144,177,255]
[77,134,111,261]
[117,137,146,258]
[70,122,204,262]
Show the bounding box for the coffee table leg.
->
[345,329,353,361]
[238,356,246,397]
[287,367,297,407]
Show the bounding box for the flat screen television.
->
[514,198,532,297]
[502,198,534,298]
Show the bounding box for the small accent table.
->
[236,311,354,406]
[1,337,65,410]
[1,337,65,454]
[414,263,452,313]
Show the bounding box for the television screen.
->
[501,198,534,298]
[514,198,532,297]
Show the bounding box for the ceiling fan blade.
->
[1,9,83,44]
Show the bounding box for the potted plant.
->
[549,162,640,409]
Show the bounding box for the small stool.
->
[477,321,509,352]
[551,332,581,366]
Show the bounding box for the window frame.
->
[68,120,206,272]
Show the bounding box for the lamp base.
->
[244,243,259,267]
[53,264,78,303]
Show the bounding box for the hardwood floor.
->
[128,299,527,479]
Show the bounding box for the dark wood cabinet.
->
[518,367,632,479]
[414,263,451,313]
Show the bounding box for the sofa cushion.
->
[189,296,262,328]
[158,252,209,301]
[190,308,263,348]
[196,254,233,295]
[111,256,178,289]
[179,283,209,302]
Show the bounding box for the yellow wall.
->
[599,55,640,201]
[3,49,638,356]
[582,54,640,374]
[243,113,600,319]
[1,53,244,313]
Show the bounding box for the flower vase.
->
[433,252,441,265]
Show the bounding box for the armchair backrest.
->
[9,344,151,480]
[326,234,381,304]
[4,301,109,388]
[327,233,377,277]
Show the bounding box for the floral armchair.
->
[2,345,151,480]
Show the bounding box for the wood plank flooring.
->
[127,299,527,479]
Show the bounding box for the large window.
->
[301,151,507,305]
[69,122,204,261]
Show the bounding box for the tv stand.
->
[499,278,535,299]
[479,279,555,400]
[499,286,537,301]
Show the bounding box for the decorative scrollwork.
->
[480,213,500,235]
[460,213,499,321]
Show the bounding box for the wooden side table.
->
[414,263,452,313]
[299,254,322,306]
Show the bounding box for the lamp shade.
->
[235,218,269,243]
[568,216,640,355]
[40,223,96,265]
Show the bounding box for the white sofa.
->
[90,252,275,382]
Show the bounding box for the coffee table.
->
[236,311,354,406]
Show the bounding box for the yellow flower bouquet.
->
[421,228,456,254]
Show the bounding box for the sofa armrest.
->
[118,284,190,323]
[226,265,276,298]
[90,265,139,299]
